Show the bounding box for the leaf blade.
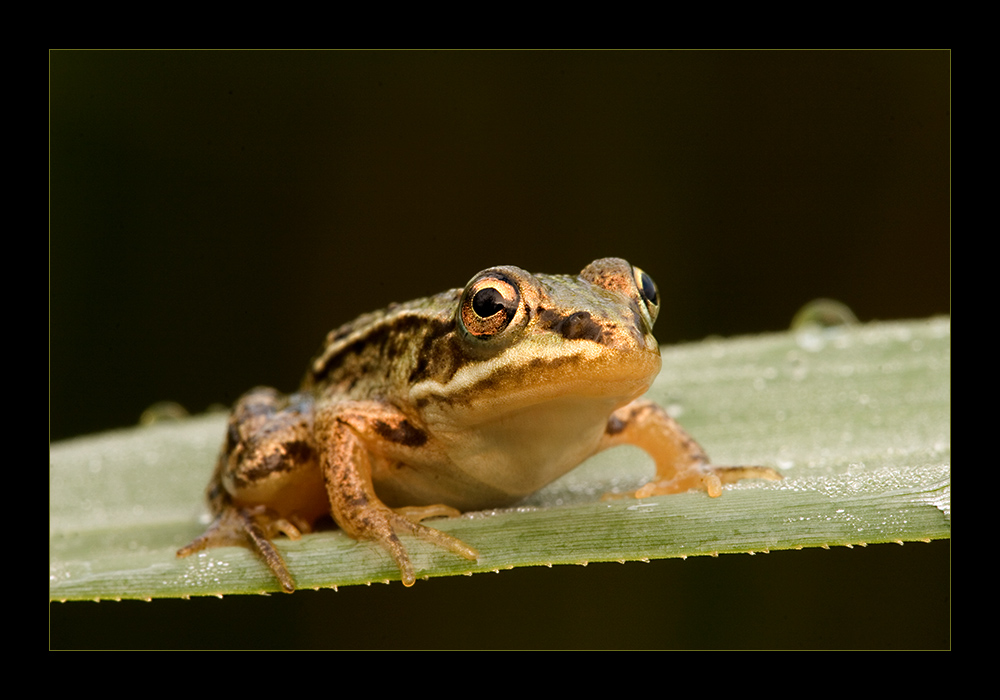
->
[50,317,950,600]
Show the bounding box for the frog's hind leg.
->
[599,398,782,499]
[176,505,302,593]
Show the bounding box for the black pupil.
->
[640,272,658,306]
[473,287,508,317]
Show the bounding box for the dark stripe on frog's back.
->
[304,290,463,397]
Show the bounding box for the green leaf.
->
[49,317,950,601]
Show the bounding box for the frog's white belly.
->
[372,395,627,511]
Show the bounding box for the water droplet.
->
[791,299,859,330]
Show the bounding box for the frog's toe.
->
[710,465,784,485]
[394,503,463,521]
[177,506,297,593]
[405,517,479,562]
[371,509,478,586]
[633,464,782,499]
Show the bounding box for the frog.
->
[177,257,781,592]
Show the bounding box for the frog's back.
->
[302,289,463,404]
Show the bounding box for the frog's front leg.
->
[313,401,479,586]
[600,399,782,498]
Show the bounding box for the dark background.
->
[50,50,950,649]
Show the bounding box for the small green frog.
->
[178,258,780,591]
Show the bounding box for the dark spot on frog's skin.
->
[374,418,428,447]
[409,325,463,385]
[408,355,430,385]
[561,311,605,341]
[283,439,315,464]
[537,307,607,342]
[225,423,240,454]
[605,414,626,436]
[229,439,315,487]
[207,481,228,510]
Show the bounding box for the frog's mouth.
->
[410,338,662,416]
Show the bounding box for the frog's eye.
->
[461,274,521,338]
[632,265,660,325]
